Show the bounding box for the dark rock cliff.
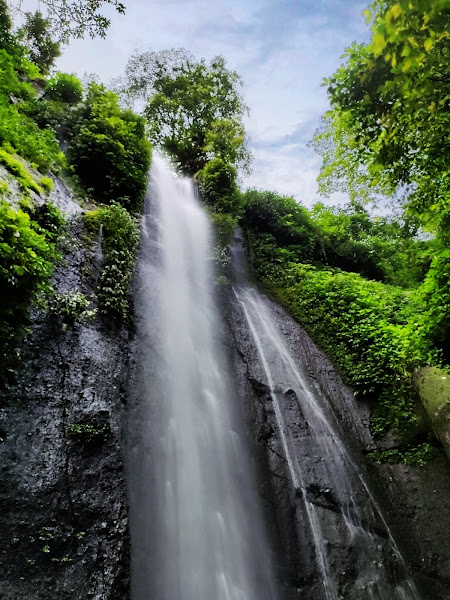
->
[2,202,450,600]
[0,188,130,599]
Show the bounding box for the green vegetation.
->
[45,72,83,104]
[0,150,42,194]
[0,0,445,470]
[313,0,450,361]
[69,83,151,211]
[17,11,61,75]
[0,0,152,373]
[50,291,97,326]
[255,0,450,463]
[120,49,250,176]
[84,204,140,320]
[243,186,443,460]
[0,199,65,381]
[67,422,109,443]
[367,442,441,467]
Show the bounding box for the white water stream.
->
[128,155,276,600]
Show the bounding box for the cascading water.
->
[127,155,276,600]
[229,230,421,600]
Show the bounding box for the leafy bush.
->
[0,106,64,174]
[50,291,96,326]
[415,249,450,360]
[208,211,238,260]
[84,203,140,320]
[69,84,151,211]
[0,49,64,173]
[0,200,64,381]
[308,202,431,287]
[197,158,243,217]
[44,72,83,104]
[244,189,316,261]
[33,201,65,241]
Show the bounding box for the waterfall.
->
[127,155,276,600]
[230,230,421,600]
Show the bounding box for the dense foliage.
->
[313,0,450,359]
[17,11,61,75]
[0,199,65,381]
[84,204,140,320]
[69,83,151,211]
[243,188,442,456]
[0,0,150,379]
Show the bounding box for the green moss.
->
[415,366,450,460]
[18,196,36,212]
[67,423,108,443]
[367,441,441,466]
[0,178,9,196]
[0,149,42,194]
[39,176,54,193]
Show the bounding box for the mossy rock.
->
[415,366,450,461]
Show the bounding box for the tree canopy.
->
[10,0,126,41]
[312,0,450,357]
[313,0,450,234]
[119,48,251,176]
[17,11,61,75]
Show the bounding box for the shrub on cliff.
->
[69,83,151,212]
[0,200,65,381]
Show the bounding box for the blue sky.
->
[21,0,370,205]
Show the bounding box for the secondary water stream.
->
[127,155,276,600]
[230,230,421,600]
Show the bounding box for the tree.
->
[314,0,450,231]
[313,0,450,355]
[17,11,60,75]
[11,0,126,42]
[119,48,251,176]
[68,83,151,211]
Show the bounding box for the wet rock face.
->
[0,210,130,599]
[225,281,450,600]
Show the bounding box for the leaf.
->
[424,38,434,52]
[362,8,372,25]
[402,58,413,72]
[390,4,403,20]
[372,32,387,57]
[13,265,25,276]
